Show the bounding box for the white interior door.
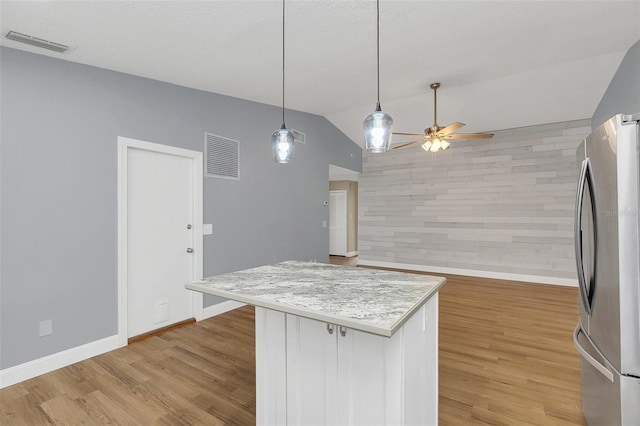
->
[329,190,347,256]
[125,144,198,338]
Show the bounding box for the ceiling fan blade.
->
[437,122,465,136]
[443,133,494,140]
[392,139,427,149]
[392,132,425,136]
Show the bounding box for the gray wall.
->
[0,47,361,369]
[358,120,590,282]
[592,39,640,129]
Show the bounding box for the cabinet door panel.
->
[286,314,338,425]
[402,296,438,425]
[255,307,287,425]
[336,297,439,426]
[337,328,389,425]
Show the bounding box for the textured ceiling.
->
[1,1,639,148]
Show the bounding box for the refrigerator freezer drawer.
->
[575,325,640,425]
[620,375,640,425]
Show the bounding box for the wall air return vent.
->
[292,129,306,144]
[4,31,70,53]
[205,133,240,180]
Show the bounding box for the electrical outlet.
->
[39,319,53,337]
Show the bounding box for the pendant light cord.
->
[376,0,381,109]
[282,0,286,126]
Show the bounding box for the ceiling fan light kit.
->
[272,0,295,163]
[421,139,450,153]
[363,0,393,153]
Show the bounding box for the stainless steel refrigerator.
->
[574,113,640,425]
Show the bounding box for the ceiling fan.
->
[392,82,494,152]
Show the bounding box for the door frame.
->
[329,190,348,256]
[117,136,204,347]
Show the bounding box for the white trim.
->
[329,190,348,257]
[202,300,246,319]
[117,137,204,347]
[192,145,204,321]
[117,138,127,346]
[357,259,578,287]
[346,251,359,258]
[0,335,119,389]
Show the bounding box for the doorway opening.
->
[329,165,360,262]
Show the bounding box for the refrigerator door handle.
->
[574,157,597,315]
[573,325,614,383]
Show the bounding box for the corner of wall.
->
[591,39,640,129]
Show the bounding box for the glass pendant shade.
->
[364,107,393,153]
[272,125,294,163]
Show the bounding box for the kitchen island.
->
[186,261,445,425]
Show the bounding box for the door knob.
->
[186,248,194,253]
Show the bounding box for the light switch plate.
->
[203,224,213,235]
[39,319,53,337]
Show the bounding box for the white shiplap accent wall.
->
[358,119,591,285]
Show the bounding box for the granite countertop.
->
[186,261,446,337]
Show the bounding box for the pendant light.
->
[272,0,294,163]
[363,0,393,153]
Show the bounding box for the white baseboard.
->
[357,259,578,287]
[0,334,120,389]
[1,301,247,389]
[345,251,359,258]
[201,300,246,320]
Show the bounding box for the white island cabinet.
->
[186,261,445,426]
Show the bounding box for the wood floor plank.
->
[0,259,586,425]
[84,374,167,424]
[133,380,227,426]
[128,357,202,400]
[0,392,54,425]
[39,394,99,425]
[0,382,29,404]
[75,390,141,425]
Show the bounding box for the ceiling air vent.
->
[4,31,70,53]
[292,129,306,144]
[205,133,240,180]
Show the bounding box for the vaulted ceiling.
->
[1,1,639,147]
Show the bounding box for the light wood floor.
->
[1,260,585,425]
